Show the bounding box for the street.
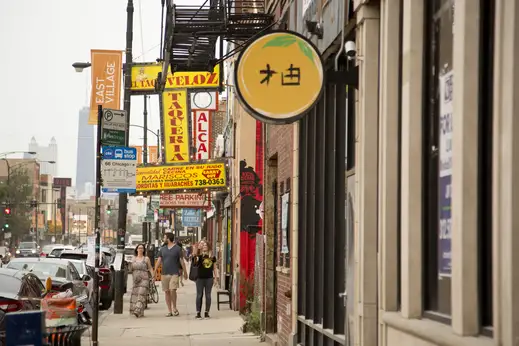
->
[81,273,260,346]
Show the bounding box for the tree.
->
[0,167,33,240]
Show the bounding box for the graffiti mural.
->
[240,160,263,236]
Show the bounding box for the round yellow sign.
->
[235,31,324,124]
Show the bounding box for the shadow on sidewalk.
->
[81,274,260,345]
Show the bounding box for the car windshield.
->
[69,261,85,275]
[7,262,67,278]
[50,249,65,256]
[42,245,55,253]
[19,242,36,250]
[60,253,87,261]
[0,275,21,296]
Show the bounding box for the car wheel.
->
[100,299,112,310]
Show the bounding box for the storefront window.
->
[423,0,454,319]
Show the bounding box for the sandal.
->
[166,312,173,317]
[173,310,179,316]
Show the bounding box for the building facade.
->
[75,106,95,198]
[216,0,519,345]
[25,137,58,176]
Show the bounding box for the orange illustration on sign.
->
[163,90,190,163]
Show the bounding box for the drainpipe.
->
[290,120,300,343]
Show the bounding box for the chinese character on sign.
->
[260,64,277,85]
[259,64,301,86]
[281,64,301,86]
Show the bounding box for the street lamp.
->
[0,151,36,158]
[72,62,92,73]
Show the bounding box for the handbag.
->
[189,258,199,281]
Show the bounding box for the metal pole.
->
[35,198,39,242]
[114,0,134,314]
[142,95,149,247]
[53,190,57,234]
[157,128,160,162]
[92,105,103,346]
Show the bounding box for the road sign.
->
[101,109,127,146]
[101,146,137,193]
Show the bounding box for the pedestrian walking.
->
[154,232,188,317]
[192,242,217,319]
[177,241,185,287]
[129,244,154,318]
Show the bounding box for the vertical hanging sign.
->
[162,89,190,163]
[193,110,212,160]
[438,70,453,277]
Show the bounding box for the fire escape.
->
[159,0,276,91]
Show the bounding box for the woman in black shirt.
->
[193,242,217,319]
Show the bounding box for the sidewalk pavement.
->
[82,273,261,346]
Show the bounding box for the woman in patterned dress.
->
[129,244,154,318]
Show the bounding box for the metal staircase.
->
[160,0,275,89]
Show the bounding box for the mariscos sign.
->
[160,192,211,208]
[136,163,226,192]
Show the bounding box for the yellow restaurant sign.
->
[163,89,190,163]
[235,31,324,124]
[131,63,220,92]
[136,163,227,192]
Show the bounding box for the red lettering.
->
[206,72,218,85]
[197,133,208,143]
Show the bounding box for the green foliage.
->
[242,309,261,335]
[0,168,33,236]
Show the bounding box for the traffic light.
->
[3,207,11,215]
[57,198,63,209]
[106,206,111,215]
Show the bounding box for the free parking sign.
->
[101,146,137,193]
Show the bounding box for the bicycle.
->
[148,279,159,304]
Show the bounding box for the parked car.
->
[0,247,11,266]
[5,258,89,299]
[59,250,117,310]
[14,242,41,258]
[0,268,44,345]
[46,245,75,258]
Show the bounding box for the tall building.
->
[75,107,95,198]
[24,137,58,176]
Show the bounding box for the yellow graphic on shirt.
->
[202,258,213,269]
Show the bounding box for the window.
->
[478,0,494,334]
[423,0,454,320]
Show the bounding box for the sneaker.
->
[195,313,202,320]
[204,312,210,319]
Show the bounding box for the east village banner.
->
[136,163,226,192]
[163,89,190,163]
[89,49,123,125]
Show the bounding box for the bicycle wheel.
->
[150,282,159,303]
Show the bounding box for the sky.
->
[0,0,204,184]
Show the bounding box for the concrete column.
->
[451,0,480,336]
[355,4,380,346]
[493,0,519,345]
[377,0,401,317]
[399,0,424,319]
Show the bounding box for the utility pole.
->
[92,105,103,346]
[114,0,134,315]
[142,95,149,246]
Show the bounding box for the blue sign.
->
[102,146,137,160]
[101,146,137,194]
[182,209,202,227]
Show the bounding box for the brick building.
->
[264,123,295,345]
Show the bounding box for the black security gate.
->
[296,59,355,345]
